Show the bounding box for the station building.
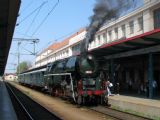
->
[4,73,17,81]
[35,0,160,99]
[35,28,86,67]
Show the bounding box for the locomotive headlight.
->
[92,80,95,85]
[85,70,93,74]
[87,55,93,60]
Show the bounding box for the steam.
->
[81,0,134,54]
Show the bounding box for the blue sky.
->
[6,0,143,73]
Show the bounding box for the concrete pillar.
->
[148,53,154,98]
[68,47,72,56]
[110,59,115,92]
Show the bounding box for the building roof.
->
[49,37,69,51]
[4,73,17,76]
[38,28,86,55]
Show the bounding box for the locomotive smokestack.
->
[81,0,135,54]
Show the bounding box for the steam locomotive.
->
[18,54,108,105]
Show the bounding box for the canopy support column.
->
[148,53,154,99]
[110,59,115,93]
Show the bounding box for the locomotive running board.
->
[44,73,72,76]
[44,73,76,102]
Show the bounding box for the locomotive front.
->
[76,54,106,104]
[78,54,98,77]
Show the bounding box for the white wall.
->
[5,75,17,81]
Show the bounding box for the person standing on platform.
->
[116,82,120,95]
[105,80,113,96]
[152,80,157,97]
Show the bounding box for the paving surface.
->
[0,80,17,120]
[109,95,160,108]
[108,95,160,119]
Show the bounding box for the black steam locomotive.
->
[19,54,108,105]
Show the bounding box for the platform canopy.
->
[0,0,21,75]
[91,29,160,59]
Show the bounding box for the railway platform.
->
[0,79,17,120]
[108,95,160,119]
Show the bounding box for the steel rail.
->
[6,83,34,120]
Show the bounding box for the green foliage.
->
[16,61,32,73]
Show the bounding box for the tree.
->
[16,61,32,74]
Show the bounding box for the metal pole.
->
[33,40,36,55]
[18,42,21,75]
[13,38,39,56]
[148,53,154,99]
[110,59,115,93]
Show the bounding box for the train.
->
[18,54,109,105]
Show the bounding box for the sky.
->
[5,0,143,73]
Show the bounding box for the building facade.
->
[35,0,160,67]
[89,0,160,50]
[34,0,160,98]
[4,73,17,81]
[35,28,86,67]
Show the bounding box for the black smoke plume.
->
[81,0,134,54]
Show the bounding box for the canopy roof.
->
[91,28,160,59]
[0,0,21,75]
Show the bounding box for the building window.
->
[72,43,80,55]
[108,30,112,41]
[121,24,126,37]
[97,35,101,45]
[129,21,134,34]
[66,50,68,56]
[138,16,143,31]
[103,33,107,43]
[114,27,118,40]
[154,8,160,29]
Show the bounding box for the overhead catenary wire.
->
[20,0,35,14]
[25,1,46,35]
[31,0,60,37]
[20,45,34,55]
[54,28,85,42]
[36,16,154,59]
[36,27,84,55]
[17,1,48,26]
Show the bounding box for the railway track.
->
[7,82,153,120]
[5,82,61,120]
[89,106,152,120]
